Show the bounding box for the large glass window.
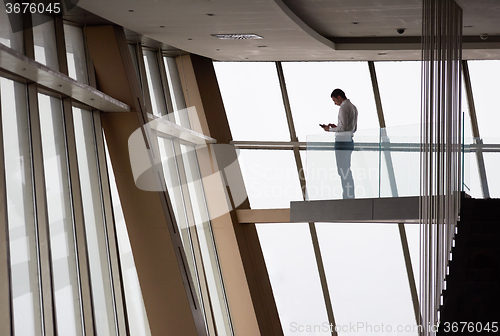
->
[73,107,117,336]
[257,223,330,336]
[1,78,42,336]
[316,223,418,334]
[143,49,168,117]
[237,149,303,208]
[33,17,59,71]
[106,139,152,336]
[0,9,23,53]
[214,62,291,141]
[468,60,500,141]
[375,61,421,128]
[157,137,201,305]
[180,144,232,336]
[64,24,88,84]
[282,61,379,141]
[38,94,82,336]
[163,56,190,128]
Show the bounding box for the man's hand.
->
[320,124,330,131]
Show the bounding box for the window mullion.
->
[27,83,55,336]
[0,79,13,336]
[172,139,216,336]
[92,109,129,336]
[136,45,154,115]
[157,50,175,115]
[61,97,96,336]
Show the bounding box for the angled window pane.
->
[38,93,82,336]
[105,139,152,336]
[143,49,168,117]
[257,223,330,335]
[238,149,303,208]
[214,62,290,141]
[163,57,191,128]
[73,107,117,336]
[64,24,88,84]
[317,223,418,334]
[129,45,143,94]
[0,9,23,52]
[157,137,202,306]
[282,61,379,141]
[1,78,42,336]
[375,61,421,128]
[180,144,232,336]
[33,17,59,71]
[467,60,500,141]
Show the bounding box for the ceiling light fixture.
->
[211,33,263,40]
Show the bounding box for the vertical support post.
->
[27,84,55,336]
[276,61,337,336]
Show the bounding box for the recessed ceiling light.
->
[206,13,215,16]
[258,45,267,48]
[160,25,165,28]
[129,9,134,12]
[211,33,263,40]
[188,38,193,40]
[352,22,359,24]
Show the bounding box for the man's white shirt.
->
[328,99,358,141]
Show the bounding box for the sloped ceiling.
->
[77,0,500,61]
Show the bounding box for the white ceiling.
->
[77,0,500,61]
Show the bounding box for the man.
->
[320,89,358,199]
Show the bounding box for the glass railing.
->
[304,125,500,200]
[463,136,500,199]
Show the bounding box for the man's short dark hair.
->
[331,89,347,99]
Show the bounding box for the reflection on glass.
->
[38,93,82,336]
[375,62,421,127]
[157,137,202,306]
[238,149,303,208]
[33,17,59,71]
[64,24,88,84]
[73,108,117,336]
[306,130,380,200]
[105,137,152,336]
[379,125,420,198]
[129,45,143,94]
[0,9,23,52]
[143,49,168,117]
[256,223,329,336]
[180,144,232,336]
[316,223,418,334]
[214,62,290,141]
[163,57,190,128]
[282,62,379,141]
[1,78,42,336]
